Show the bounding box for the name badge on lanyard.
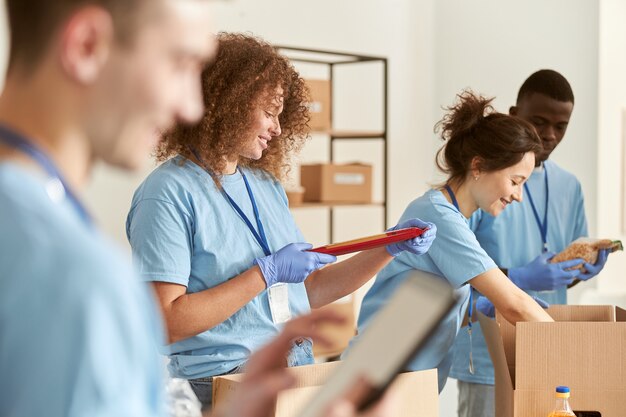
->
[268,283,291,324]
[220,171,292,325]
[190,147,293,325]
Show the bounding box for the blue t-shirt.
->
[126,156,311,379]
[351,189,497,392]
[450,160,588,385]
[0,163,166,417]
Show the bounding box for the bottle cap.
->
[556,386,570,398]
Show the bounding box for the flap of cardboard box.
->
[214,364,439,417]
[515,321,626,391]
[213,361,338,408]
[495,305,623,382]
[478,312,516,417]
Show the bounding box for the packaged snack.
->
[550,238,623,271]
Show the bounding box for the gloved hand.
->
[508,252,584,291]
[577,249,609,281]
[385,218,437,257]
[254,243,337,288]
[475,295,550,318]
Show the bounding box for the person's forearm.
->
[160,267,266,344]
[498,287,553,324]
[470,268,553,324]
[305,247,393,308]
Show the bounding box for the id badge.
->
[268,283,291,324]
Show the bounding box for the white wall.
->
[595,0,626,297]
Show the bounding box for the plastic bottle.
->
[547,386,576,417]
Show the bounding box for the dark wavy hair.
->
[435,90,543,185]
[157,32,310,185]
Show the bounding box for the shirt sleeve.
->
[127,197,194,286]
[402,207,497,288]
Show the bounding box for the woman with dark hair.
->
[126,32,436,408]
[351,91,554,393]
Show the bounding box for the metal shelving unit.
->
[275,45,388,243]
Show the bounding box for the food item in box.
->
[550,237,622,271]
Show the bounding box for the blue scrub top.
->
[0,163,166,417]
[350,189,497,392]
[126,156,312,379]
[450,160,588,385]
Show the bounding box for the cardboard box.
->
[300,163,372,203]
[479,305,626,417]
[285,189,305,207]
[305,79,331,132]
[213,361,439,417]
[311,299,356,359]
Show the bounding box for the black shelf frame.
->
[275,45,388,243]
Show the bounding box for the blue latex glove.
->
[254,243,337,288]
[385,218,437,257]
[476,295,550,318]
[508,252,584,291]
[577,249,609,281]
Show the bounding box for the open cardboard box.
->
[213,361,439,417]
[479,305,626,417]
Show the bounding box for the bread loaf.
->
[550,238,622,271]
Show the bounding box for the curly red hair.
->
[156,32,311,184]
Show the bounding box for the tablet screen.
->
[298,271,456,417]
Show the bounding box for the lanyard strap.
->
[444,184,460,211]
[222,170,272,257]
[0,124,92,226]
[445,184,475,330]
[189,148,271,257]
[523,166,549,253]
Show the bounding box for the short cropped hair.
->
[6,0,145,72]
[516,69,574,105]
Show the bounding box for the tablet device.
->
[298,270,457,417]
[308,227,427,256]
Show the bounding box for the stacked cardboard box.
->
[480,305,626,417]
[300,163,372,204]
[213,361,439,417]
[305,79,331,132]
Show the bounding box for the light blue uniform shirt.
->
[352,189,497,392]
[450,160,588,385]
[126,156,312,379]
[0,163,166,417]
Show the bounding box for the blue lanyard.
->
[190,149,271,257]
[445,183,475,375]
[523,166,549,253]
[0,124,92,226]
[444,184,474,330]
[222,170,272,257]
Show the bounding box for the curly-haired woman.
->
[126,33,436,408]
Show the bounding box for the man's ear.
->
[509,105,518,116]
[59,6,113,84]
